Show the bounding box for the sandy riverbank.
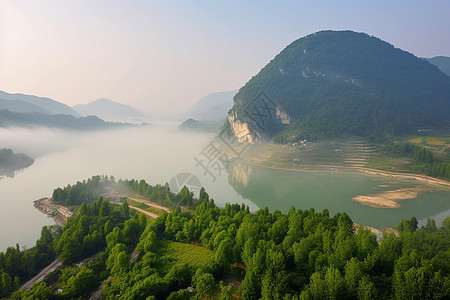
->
[33,198,73,226]
[351,188,424,208]
[240,158,450,209]
[243,158,450,187]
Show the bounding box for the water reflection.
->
[226,162,450,229]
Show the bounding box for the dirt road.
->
[21,259,62,291]
[129,205,159,219]
[126,197,170,212]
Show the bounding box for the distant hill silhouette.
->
[0,91,79,116]
[0,110,136,131]
[425,56,450,76]
[185,90,237,121]
[73,98,146,122]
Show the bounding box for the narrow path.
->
[126,197,170,212]
[129,205,159,219]
[130,247,139,263]
[88,276,111,300]
[21,259,62,291]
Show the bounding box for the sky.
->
[1,0,450,113]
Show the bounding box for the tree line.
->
[386,142,450,180]
[3,178,450,299]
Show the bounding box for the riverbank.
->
[33,198,73,226]
[34,193,170,225]
[242,158,450,188]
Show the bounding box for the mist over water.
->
[0,123,253,251]
[1,123,450,251]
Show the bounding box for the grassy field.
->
[155,240,216,272]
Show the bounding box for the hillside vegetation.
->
[229,31,450,142]
[1,176,449,299]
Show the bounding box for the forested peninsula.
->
[1,176,449,299]
[0,148,34,175]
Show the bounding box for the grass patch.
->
[408,136,450,147]
[408,137,422,144]
[155,240,216,272]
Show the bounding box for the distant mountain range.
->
[226,30,450,143]
[0,91,148,130]
[0,110,137,131]
[185,90,237,121]
[425,56,450,76]
[73,98,146,122]
[0,110,136,130]
[178,90,237,133]
[0,91,78,116]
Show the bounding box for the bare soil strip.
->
[125,196,170,212]
[21,259,62,291]
[33,198,73,226]
[128,205,159,219]
[353,223,381,235]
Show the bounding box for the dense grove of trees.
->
[0,226,60,298]
[3,179,450,299]
[122,178,203,207]
[52,175,115,206]
[386,142,450,180]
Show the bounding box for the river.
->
[1,124,450,251]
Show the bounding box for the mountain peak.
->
[93,98,115,104]
[227,31,450,143]
[0,90,79,116]
[73,98,145,122]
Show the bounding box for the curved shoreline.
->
[238,158,450,188]
[33,198,73,226]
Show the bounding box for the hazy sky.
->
[1,0,450,113]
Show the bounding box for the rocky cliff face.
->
[227,112,254,143]
[227,93,290,144]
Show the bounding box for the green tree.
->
[122,200,130,219]
[99,200,110,217]
[215,238,233,269]
[192,269,215,299]
[240,269,261,300]
[64,266,97,297]
[78,202,88,216]
[344,257,364,297]
[357,276,376,300]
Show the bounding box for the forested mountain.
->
[73,98,146,122]
[185,90,237,121]
[426,56,450,76]
[0,110,136,131]
[227,31,450,143]
[0,91,78,116]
